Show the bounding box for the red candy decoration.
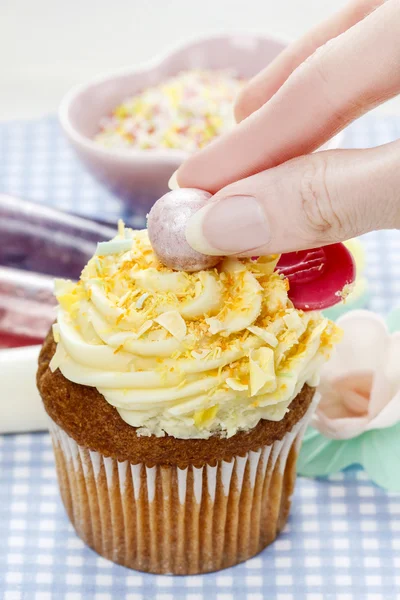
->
[276,243,356,311]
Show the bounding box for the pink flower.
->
[313,310,400,440]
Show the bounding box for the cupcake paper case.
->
[37,225,340,574]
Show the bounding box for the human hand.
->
[176,0,400,258]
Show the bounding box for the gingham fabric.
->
[1,114,400,599]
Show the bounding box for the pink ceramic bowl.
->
[59,34,344,210]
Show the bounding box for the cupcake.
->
[37,223,340,574]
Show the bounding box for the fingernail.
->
[185,195,270,256]
[168,171,179,190]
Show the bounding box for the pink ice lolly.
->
[276,243,356,311]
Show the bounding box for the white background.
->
[1,0,399,120]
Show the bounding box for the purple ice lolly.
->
[0,194,116,278]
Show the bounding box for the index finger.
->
[177,0,400,194]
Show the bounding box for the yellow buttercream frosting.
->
[50,225,341,439]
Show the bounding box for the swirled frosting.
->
[50,225,341,439]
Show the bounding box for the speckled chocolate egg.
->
[147,188,220,272]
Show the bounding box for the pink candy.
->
[147,189,220,272]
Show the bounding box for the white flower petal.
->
[321,310,389,379]
[316,311,400,440]
[385,332,400,391]
[368,367,393,420]
[312,410,369,440]
[367,391,400,431]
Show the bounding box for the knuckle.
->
[303,41,366,126]
[298,155,346,241]
[300,42,350,126]
[302,41,333,83]
[305,46,330,85]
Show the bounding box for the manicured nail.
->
[168,171,179,190]
[185,195,270,256]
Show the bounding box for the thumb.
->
[185,142,400,257]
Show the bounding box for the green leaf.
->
[361,422,400,492]
[297,427,362,477]
[386,307,400,333]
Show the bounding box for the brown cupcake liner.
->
[48,397,316,575]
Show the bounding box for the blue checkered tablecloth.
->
[1,113,400,600]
